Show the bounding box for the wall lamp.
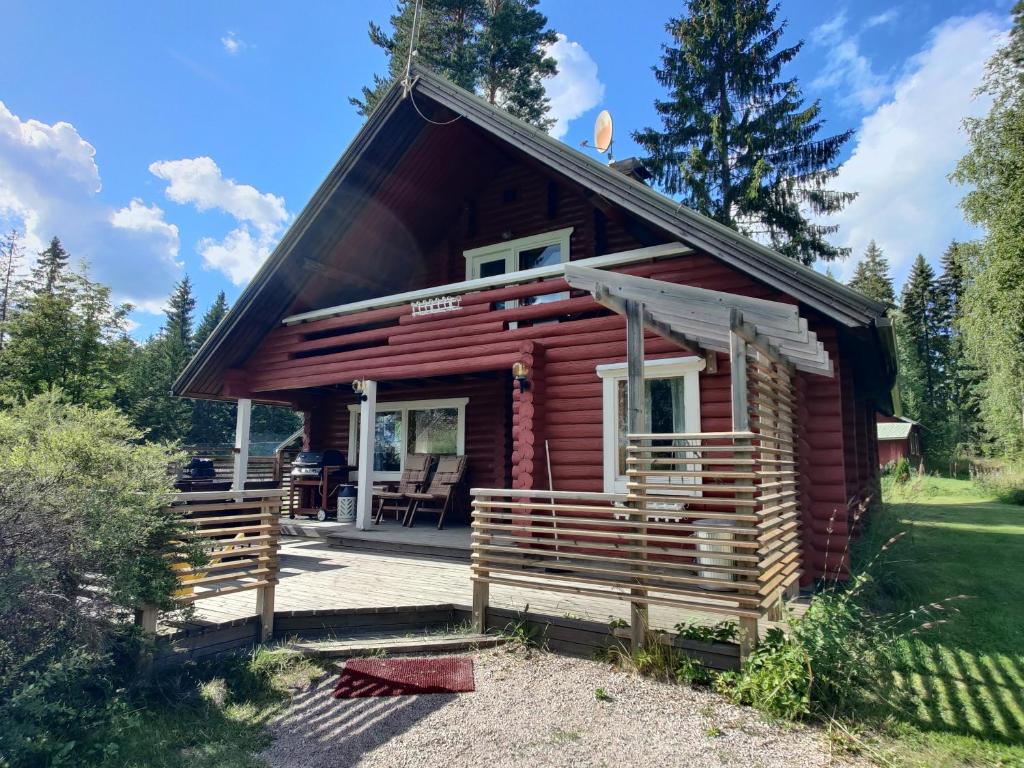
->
[352,379,368,402]
[512,361,530,391]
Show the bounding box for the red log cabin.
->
[174,67,897,586]
[877,415,923,467]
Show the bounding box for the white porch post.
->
[231,398,252,491]
[355,380,377,531]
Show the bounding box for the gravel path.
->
[261,648,858,768]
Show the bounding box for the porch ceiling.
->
[564,264,833,375]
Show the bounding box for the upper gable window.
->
[464,227,572,281]
[464,228,572,307]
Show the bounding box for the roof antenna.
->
[580,110,614,163]
[402,0,424,98]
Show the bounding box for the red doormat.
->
[333,657,475,698]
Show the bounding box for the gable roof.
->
[878,421,915,440]
[174,66,889,399]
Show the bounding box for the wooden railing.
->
[137,489,284,641]
[470,431,802,656]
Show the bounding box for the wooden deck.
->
[184,536,726,632]
[279,519,470,560]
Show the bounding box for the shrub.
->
[714,628,810,720]
[882,456,912,483]
[970,462,1024,505]
[0,392,182,766]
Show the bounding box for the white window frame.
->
[347,397,468,482]
[596,356,704,495]
[463,227,573,280]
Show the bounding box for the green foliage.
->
[674,654,712,686]
[674,620,738,644]
[970,461,1024,505]
[0,393,185,766]
[353,0,558,128]
[594,687,612,701]
[883,456,912,483]
[0,238,133,407]
[634,0,854,265]
[951,4,1024,456]
[847,240,895,308]
[715,628,809,720]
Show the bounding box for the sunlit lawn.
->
[873,476,1024,767]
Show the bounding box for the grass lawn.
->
[870,475,1024,767]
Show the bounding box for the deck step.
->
[288,632,502,658]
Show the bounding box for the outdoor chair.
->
[402,455,468,530]
[373,454,435,525]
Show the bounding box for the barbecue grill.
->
[290,449,346,479]
[288,449,350,520]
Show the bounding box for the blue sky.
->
[0,1,1012,336]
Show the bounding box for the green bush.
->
[883,456,912,483]
[0,392,182,767]
[714,628,810,720]
[971,462,1024,505]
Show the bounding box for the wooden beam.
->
[624,299,649,651]
[729,316,749,433]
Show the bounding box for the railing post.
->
[624,299,648,652]
[232,398,252,491]
[136,605,158,635]
[257,498,279,643]
[730,319,759,656]
[355,380,378,531]
[471,491,489,633]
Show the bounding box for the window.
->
[464,227,572,307]
[596,357,703,494]
[348,398,468,481]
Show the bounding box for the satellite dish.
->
[594,110,613,154]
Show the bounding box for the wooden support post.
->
[739,616,759,659]
[231,398,252,491]
[256,585,275,643]
[472,492,490,633]
[137,604,158,635]
[624,299,648,652]
[730,321,760,656]
[355,380,377,531]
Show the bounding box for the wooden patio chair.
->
[373,454,435,525]
[402,455,468,530]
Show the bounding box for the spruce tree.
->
[634,0,855,265]
[32,237,71,294]
[847,241,895,308]
[188,292,236,446]
[352,0,557,129]
[897,254,949,462]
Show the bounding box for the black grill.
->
[290,449,346,480]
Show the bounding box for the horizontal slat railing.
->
[470,430,803,632]
[166,489,284,606]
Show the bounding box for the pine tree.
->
[634,0,855,265]
[188,292,236,446]
[32,237,71,294]
[897,254,949,463]
[935,241,982,465]
[0,245,130,405]
[194,290,227,348]
[847,241,895,308]
[352,0,557,129]
[165,276,196,352]
[0,229,24,351]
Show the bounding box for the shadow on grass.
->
[874,497,1024,748]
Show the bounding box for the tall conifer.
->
[353,0,557,128]
[848,241,895,308]
[635,0,855,265]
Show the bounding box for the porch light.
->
[512,361,530,391]
[352,379,368,401]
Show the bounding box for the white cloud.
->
[149,156,289,284]
[221,31,246,55]
[811,11,891,110]
[0,101,181,312]
[543,34,605,140]
[823,14,1006,284]
[864,8,900,29]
